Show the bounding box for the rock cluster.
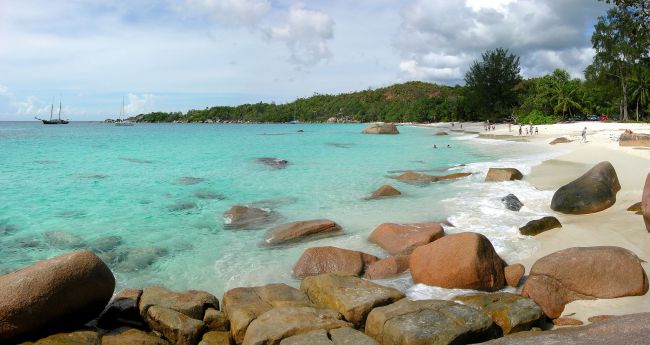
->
[361,123,399,134]
[619,129,650,147]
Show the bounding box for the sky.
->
[0,0,610,120]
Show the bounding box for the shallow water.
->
[0,122,561,297]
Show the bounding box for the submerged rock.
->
[485,168,523,182]
[121,157,155,164]
[88,235,123,253]
[167,200,198,212]
[0,221,18,235]
[393,171,472,185]
[0,250,115,342]
[519,216,562,236]
[326,142,354,149]
[368,222,444,255]
[223,205,274,230]
[255,157,289,169]
[293,246,378,278]
[522,246,648,318]
[501,194,523,211]
[44,230,86,249]
[177,176,206,185]
[365,299,499,345]
[362,123,399,134]
[368,185,401,199]
[453,292,544,334]
[193,190,226,200]
[108,246,169,273]
[551,161,620,214]
[264,219,342,246]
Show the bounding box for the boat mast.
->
[58,101,62,121]
[121,96,125,119]
[50,103,54,120]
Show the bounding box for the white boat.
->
[115,96,134,126]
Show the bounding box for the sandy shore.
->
[421,121,650,324]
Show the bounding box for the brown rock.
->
[485,168,524,182]
[519,216,562,236]
[145,306,205,345]
[300,273,404,327]
[644,173,650,232]
[550,137,573,145]
[101,327,170,345]
[363,255,410,280]
[619,129,650,147]
[436,172,472,182]
[587,315,613,323]
[553,317,584,326]
[263,219,342,246]
[222,283,312,344]
[204,308,229,331]
[453,292,544,334]
[241,307,350,345]
[551,161,621,214]
[369,185,401,199]
[139,286,218,321]
[504,264,525,288]
[627,201,642,214]
[279,330,332,345]
[97,288,143,329]
[31,330,100,345]
[328,327,379,345]
[368,222,444,255]
[409,232,506,291]
[362,123,399,134]
[223,205,273,229]
[292,246,378,278]
[521,246,649,319]
[434,131,448,135]
[199,331,232,345]
[0,250,115,343]
[393,171,471,184]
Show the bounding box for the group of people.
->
[518,124,539,136]
[433,144,451,149]
[484,120,495,131]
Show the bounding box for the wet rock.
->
[504,264,525,288]
[501,194,523,211]
[551,161,621,214]
[363,255,410,280]
[264,219,342,246]
[485,168,524,182]
[619,129,650,147]
[365,299,499,345]
[519,216,562,236]
[255,158,289,169]
[177,176,206,185]
[292,246,378,278]
[368,185,401,199]
[553,317,583,326]
[368,222,444,255]
[102,327,170,345]
[89,236,123,253]
[44,231,86,249]
[222,283,312,344]
[167,200,197,212]
[145,306,205,345]
[139,286,218,320]
[0,250,115,342]
[242,307,350,345]
[204,308,229,332]
[301,273,404,327]
[30,330,100,344]
[393,171,471,185]
[0,221,18,235]
[644,173,650,232]
[627,201,642,214]
[434,131,448,135]
[410,232,506,291]
[362,123,399,134]
[97,288,144,329]
[550,137,572,145]
[522,246,649,318]
[454,292,544,334]
[193,190,226,200]
[199,331,232,345]
[223,205,274,230]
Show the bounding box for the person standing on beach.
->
[581,126,587,142]
[508,123,511,132]
[535,127,539,135]
[519,125,522,136]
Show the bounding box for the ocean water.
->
[0,122,563,298]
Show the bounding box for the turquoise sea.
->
[0,122,559,298]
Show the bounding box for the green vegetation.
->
[133,1,649,125]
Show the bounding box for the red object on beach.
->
[599,115,609,121]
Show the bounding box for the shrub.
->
[518,110,558,124]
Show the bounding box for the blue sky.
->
[0,0,609,120]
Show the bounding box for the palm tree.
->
[548,70,582,119]
[630,68,650,121]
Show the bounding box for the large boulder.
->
[485,168,524,182]
[550,137,573,145]
[222,283,312,344]
[223,205,274,229]
[292,246,378,278]
[139,286,218,320]
[481,313,650,345]
[643,173,650,232]
[0,250,115,342]
[97,288,144,329]
[369,185,401,199]
[619,129,650,147]
[365,299,499,345]
[362,123,399,134]
[241,307,350,345]
[204,308,229,332]
[145,306,205,345]
[300,273,404,327]
[363,255,410,280]
[522,246,649,318]
[550,161,621,214]
[409,232,506,291]
[264,219,342,246]
[278,328,378,345]
[29,330,101,344]
[102,327,171,345]
[368,222,444,255]
[518,216,562,236]
[501,194,523,211]
[453,292,544,335]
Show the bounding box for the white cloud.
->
[14,96,50,117]
[184,0,271,26]
[125,93,158,115]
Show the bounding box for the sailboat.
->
[115,96,134,126]
[36,101,69,124]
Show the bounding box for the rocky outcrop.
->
[0,250,115,342]
[550,137,573,145]
[519,216,562,236]
[644,173,650,232]
[223,205,274,229]
[501,194,523,211]
[362,123,399,134]
[98,288,144,329]
[204,308,229,332]
[453,292,544,334]
[368,222,444,255]
[300,273,404,327]
[522,246,649,318]
[292,246,378,278]
[241,307,350,345]
[264,219,342,246]
[482,313,650,345]
[409,232,506,291]
[102,327,171,345]
[222,284,312,344]
[619,129,650,147]
[365,299,499,345]
[369,185,401,199]
[393,171,471,184]
[504,264,525,288]
[485,168,524,182]
[550,161,621,214]
[139,286,218,321]
[363,255,410,280]
[145,306,205,345]
[278,328,378,345]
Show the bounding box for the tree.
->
[464,48,522,121]
[548,70,583,119]
[630,67,650,120]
